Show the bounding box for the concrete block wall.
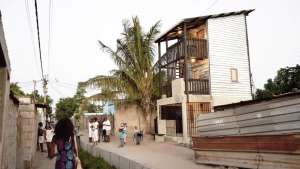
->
[80,139,150,169]
[0,97,19,169]
[17,99,37,169]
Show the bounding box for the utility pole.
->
[43,76,49,123]
[43,76,48,104]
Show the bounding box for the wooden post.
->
[182,22,189,144]
[183,23,189,102]
[165,40,168,51]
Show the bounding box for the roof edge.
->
[155,9,255,43]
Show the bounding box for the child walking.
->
[118,124,127,148]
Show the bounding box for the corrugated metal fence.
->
[197,95,300,136]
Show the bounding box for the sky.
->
[0,0,300,105]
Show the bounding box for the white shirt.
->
[45,128,54,142]
[103,120,111,130]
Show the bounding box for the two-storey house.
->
[155,10,254,144]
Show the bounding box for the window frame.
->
[230,68,239,82]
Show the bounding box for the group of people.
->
[38,118,80,169]
[118,124,143,147]
[88,118,144,148]
[88,117,111,145]
[37,121,55,157]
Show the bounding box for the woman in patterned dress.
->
[53,118,78,169]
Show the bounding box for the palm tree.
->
[81,16,161,132]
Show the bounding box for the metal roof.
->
[155,9,254,43]
[214,91,300,111]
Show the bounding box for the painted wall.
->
[115,104,155,136]
[207,14,252,106]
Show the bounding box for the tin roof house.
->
[154,9,254,143]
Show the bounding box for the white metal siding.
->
[207,15,252,106]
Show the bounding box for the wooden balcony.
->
[188,79,209,95]
[159,38,207,68]
[161,79,209,98]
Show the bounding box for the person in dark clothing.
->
[53,118,79,169]
[98,118,102,143]
[38,122,45,152]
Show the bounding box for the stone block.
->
[155,135,165,142]
[20,110,35,118]
[22,125,34,132]
[110,152,120,169]
[129,161,144,169]
[95,147,101,157]
[99,148,105,158]
[19,97,32,104]
[102,150,111,164]
[119,156,130,169]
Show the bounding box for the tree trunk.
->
[137,105,141,130]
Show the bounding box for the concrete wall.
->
[114,104,154,136]
[17,98,37,169]
[80,139,150,169]
[0,97,19,169]
[207,14,252,106]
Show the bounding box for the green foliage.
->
[255,64,300,99]
[82,16,161,120]
[79,149,116,169]
[10,83,53,113]
[55,97,77,120]
[27,90,53,105]
[10,82,26,97]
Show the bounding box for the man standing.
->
[102,117,111,142]
[38,122,45,152]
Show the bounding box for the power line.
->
[47,0,53,75]
[202,0,219,14]
[49,83,66,97]
[34,0,45,80]
[54,82,77,90]
[24,0,40,78]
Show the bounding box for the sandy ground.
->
[81,133,217,169]
[32,150,56,169]
[32,132,217,169]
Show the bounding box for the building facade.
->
[155,10,254,143]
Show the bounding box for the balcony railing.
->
[188,79,209,95]
[159,38,207,68]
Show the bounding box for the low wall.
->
[197,94,300,136]
[80,138,149,169]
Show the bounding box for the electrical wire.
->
[34,0,45,80]
[49,83,65,97]
[24,0,40,78]
[47,0,53,75]
[202,0,219,14]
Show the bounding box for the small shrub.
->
[79,149,116,169]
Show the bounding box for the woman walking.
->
[45,122,55,158]
[53,118,79,169]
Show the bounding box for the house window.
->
[230,68,238,82]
